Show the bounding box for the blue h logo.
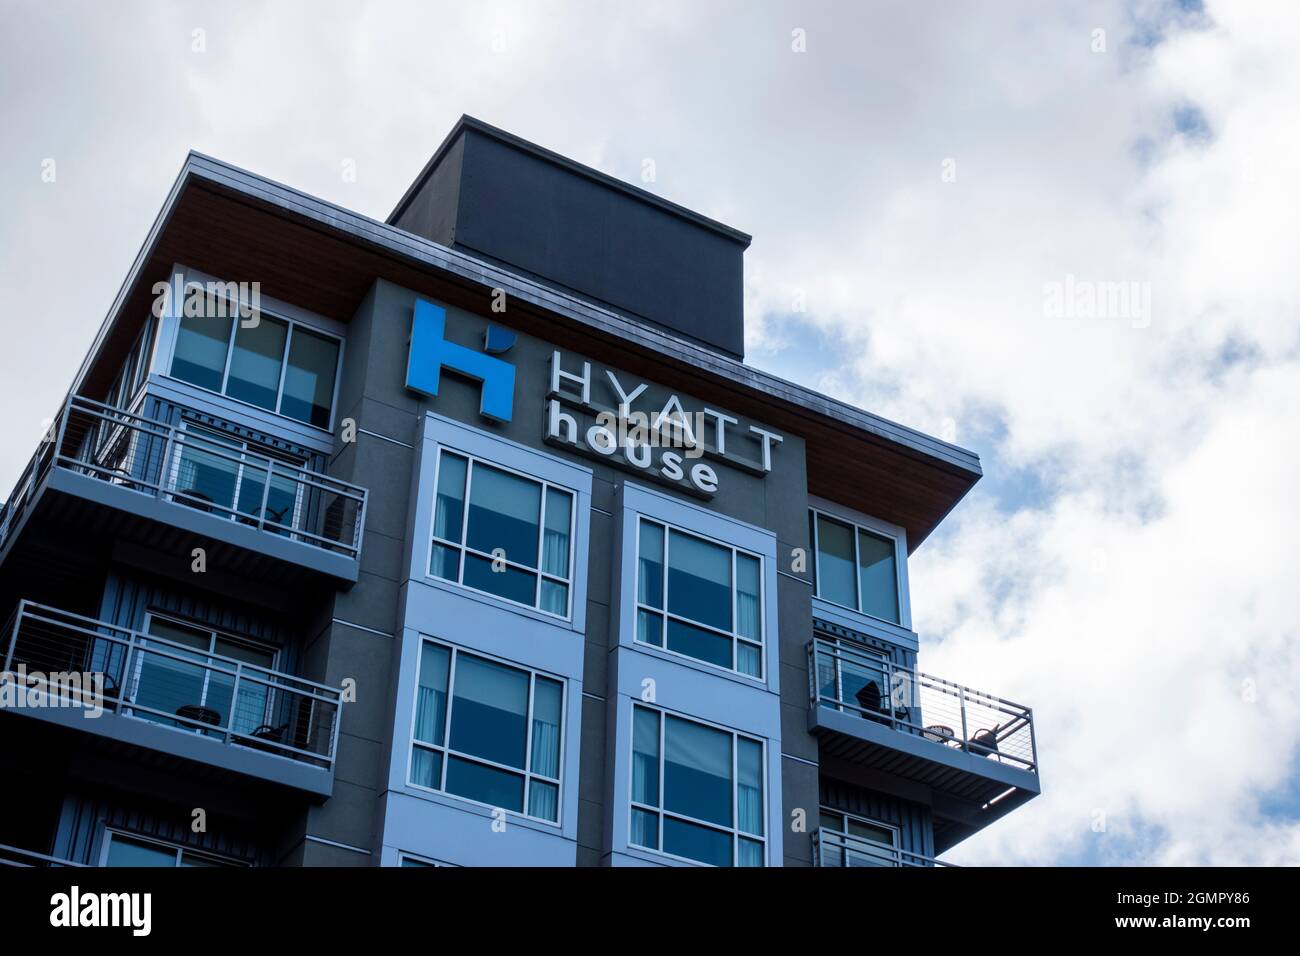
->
[406,299,516,423]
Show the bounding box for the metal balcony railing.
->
[808,638,1038,774]
[2,601,342,770]
[0,842,85,868]
[0,395,366,560]
[813,828,955,868]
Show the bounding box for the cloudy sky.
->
[2,0,1297,865]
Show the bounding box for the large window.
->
[409,640,564,824]
[629,706,765,866]
[428,449,575,619]
[635,518,763,677]
[169,296,341,429]
[810,509,902,624]
[170,423,304,533]
[102,830,246,867]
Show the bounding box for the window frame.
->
[809,505,907,626]
[633,516,766,680]
[426,446,578,621]
[405,637,567,827]
[627,703,768,867]
[99,828,248,867]
[166,290,345,433]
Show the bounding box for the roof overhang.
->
[66,153,981,551]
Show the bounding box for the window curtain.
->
[530,718,561,778]
[414,685,445,743]
[737,738,764,836]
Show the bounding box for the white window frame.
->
[627,702,768,867]
[426,446,578,621]
[809,505,908,627]
[99,828,248,867]
[166,290,345,433]
[406,637,567,827]
[633,516,766,681]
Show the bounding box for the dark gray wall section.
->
[391,122,750,359]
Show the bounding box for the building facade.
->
[0,117,1039,868]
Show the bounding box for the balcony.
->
[0,396,366,586]
[813,828,954,868]
[1,601,342,796]
[0,843,84,868]
[808,637,1040,849]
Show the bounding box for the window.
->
[398,853,444,867]
[409,640,564,823]
[815,639,892,719]
[818,808,900,867]
[169,295,341,429]
[811,509,902,624]
[102,830,246,867]
[131,614,278,736]
[629,705,765,867]
[106,316,157,412]
[170,423,305,533]
[635,518,763,677]
[428,449,575,618]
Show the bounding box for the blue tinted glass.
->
[630,808,659,849]
[632,706,660,806]
[171,310,232,392]
[858,529,900,623]
[433,453,468,542]
[667,531,731,631]
[638,521,664,608]
[816,515,857,608]
[280,327,339,427]
[637,609,663,647]
[664,716,732,827]
[430,543,460,581]
[445,756,524,812]
[449,654,528,768]
[466,464,540,568]
[415,643,450,746]
[410,747,443,789]
[463,553,537,605]
[663,817,732,867]
[106,836,176,867]
[226,316,287,411]
[666,618,731,669]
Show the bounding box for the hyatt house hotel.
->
[0,117,1038,868]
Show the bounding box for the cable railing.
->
[0,395,366,560]
[813,828,955,868]
[808,638,1037,774]
[2,601,341,770]
[0,842,85,868]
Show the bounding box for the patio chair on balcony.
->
[246,723,289,755]
[853,682,911,725]
[969,726,1001,761]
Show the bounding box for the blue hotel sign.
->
[405,299,517,423]
[406,298,783,496]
